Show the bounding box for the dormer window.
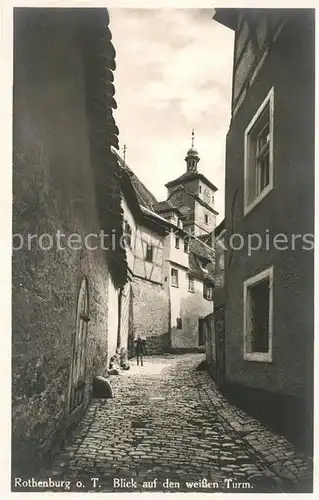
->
[199,186,202,193]
[205,213,209,224]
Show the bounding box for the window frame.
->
[205,213,209,224]
[175,236,180,249]
[145,243,153,262]
[171,268,179,288]
[243,266,274,363]
[244,87,274,216]
[203,282,213,301]
[188,274,195,293]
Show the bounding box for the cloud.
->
[109,8,234,222]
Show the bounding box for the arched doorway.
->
[69,276,90,413]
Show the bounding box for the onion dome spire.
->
[185,128,200,172]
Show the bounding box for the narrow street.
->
[48,354,312,493]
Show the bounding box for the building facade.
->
[118,160,170,354]
[115,138,217,353]
[205,220,225,385]
[214,9,314,451]
[161,219,215,351]
[12,8,127,476]
[159,136,216,350]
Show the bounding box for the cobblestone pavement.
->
[48,354,313,493]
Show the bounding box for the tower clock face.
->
[203,187,210,203]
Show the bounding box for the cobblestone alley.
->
[47,354,312,493]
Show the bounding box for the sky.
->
[109,8,234,222]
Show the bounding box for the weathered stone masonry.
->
[12,8,126,476]
[131,277,170,354]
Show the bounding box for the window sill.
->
[244,352,272,363]
[188,289,195,294]
[171,284,179,288]
[244,183,273,217]
[203,296,213,301]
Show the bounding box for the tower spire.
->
[185,129,200,172]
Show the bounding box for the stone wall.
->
[131,277,170,354]
[194,199,216,236]
[12,9,120,475]
[167,188,196,230]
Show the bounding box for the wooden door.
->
[69,277,89,412]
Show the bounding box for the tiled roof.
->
[77,8,127,288]
[114,151,158,210]
[153,200,182,214]
[141,206,172,225]
[197,219,225,246]
[165,171,218,192]
[120,165,171,236]
[189,237,215,283]
[112,151,216,283]
[197,232,214,246]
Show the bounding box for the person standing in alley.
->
[134,335,146,366]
